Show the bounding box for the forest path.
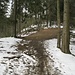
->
[18,40,62,75]
[20,28,62,40]
[17,28,62,75]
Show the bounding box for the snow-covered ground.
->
[18,25,38,37]
[70,30,75,34]
[0,24,75,75]
[44,39,75,75]
[20,31,37,37]
[0,37,36,75]
[0,37,75,75]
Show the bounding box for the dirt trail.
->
[21,28,62,40]
[18,40,62,75]
[17,28,62,75]
[18,40,52,75]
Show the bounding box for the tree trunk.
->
[18,0,21,37]
[62,0,70,53]
[14,0,17,37]
[50,20,51,27]
[46,6,49,27]
[57,0,61,48]
[18,18,21,36]
[49,3,51,27]
[38,14,40,30]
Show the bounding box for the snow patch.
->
[44,39,75,75]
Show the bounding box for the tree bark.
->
[62,0,70,53]
[14,0,17,37]
[46,9,48,27]
[57,0,61,48]
[18,0,21,37]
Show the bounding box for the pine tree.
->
[57,0,61,48]
[14,0,17,37]
[62,0,70,53]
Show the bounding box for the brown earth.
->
[17,28,63,75]
[23,28,62,40]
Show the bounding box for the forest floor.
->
[17,28,63,75]
[17,27,75,75]
[0,27,75,75]
[21,28,62,40]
